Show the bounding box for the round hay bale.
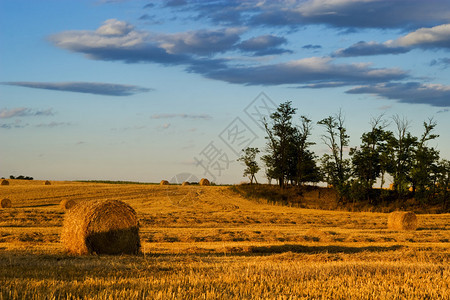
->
[199,178,210,186]
[60,199,78,210]
[160,180,169,185]
[61,200,140,255]
[181,181,190,186]
[44,180,51,185]
[1,179,9,186]
[1,198,11,208]
[387,211,418,230]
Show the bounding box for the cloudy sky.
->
[1,0,449,184]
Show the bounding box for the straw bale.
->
[44,180,51,185]
[61,199,140,255]
[160,180,169,185]
[181,181,190,186]
[1,198,11,208]
[199,178,210,186]
[387,211,418,230]
[60,199,78,210]
[1,180,9,186]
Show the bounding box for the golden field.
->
[0,179,449,299]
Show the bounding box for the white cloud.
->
[392,23,450,48]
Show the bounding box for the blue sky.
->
[1,0,449,184]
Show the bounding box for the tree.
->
[388,115,418,197]
[410,118,440,201]
[318,110,351,199]
[435,159,449,208]
[263,101,297,188]
[291,116,320,185]
[237,147,260,184]
[349,115,392,202]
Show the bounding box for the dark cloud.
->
[0,121,29,129]
[334,24,450,57]
[238,35,286,51]
[237,35,292,56]
[334,41,409,57]
[49,20,243,61]
[346,82,450,107]
[251,0,450,30]
[159,28,244,56]
[49,19,406,89]
[302,44,322,50]
[189,1,256,26]
[143,3,154,9]
[431,58,450,68]
[3,81,151,96]
[46,17,450,108]
[165,0,187,7]
[0,107,55,119]
[139,14,152,20]
[199,57,407,86]
[168,1,450,30]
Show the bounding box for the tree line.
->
[239,101,449,205]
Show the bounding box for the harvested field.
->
[0,180,448,299]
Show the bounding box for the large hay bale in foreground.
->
[44,180,51,185]
[199,178,210,186]
[1,180,9,186]
[60,199,78,210]
[160,180,169,185]
[1,198,11,208]
[388,211,418,230]
[61,200,140,255]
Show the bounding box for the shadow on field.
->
[19,204,59,208]
[223,244,404,255]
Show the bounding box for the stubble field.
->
[0,180,449,299]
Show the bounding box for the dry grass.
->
[388,211,418,230]
[0,180,448,299]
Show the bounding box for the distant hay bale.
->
[60,199,78,210]
[160,180,169,185]
[388,211,418,230]
[199,178,210,186]
[44,180,51,185]
[181,181,190,186]
[1,180,9,186]
[61,199,140,255]
[1,198,11,208]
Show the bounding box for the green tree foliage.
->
[262,101,297,188]
[409,119,440,202]
[387,115,418,196]
[317,110,351,199]
[263,101,319,188]
[349,116,392,202]
[237,147,261,184]
[259,101,448,209]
